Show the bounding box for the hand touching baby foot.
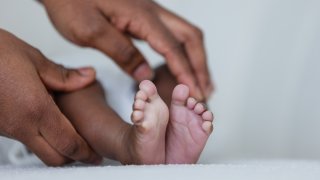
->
[127,80,169,164]
[166,84,214,164]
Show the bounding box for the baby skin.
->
[55,66,213,165]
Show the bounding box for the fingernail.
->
[133,63,154,81]
[78,67,95,77]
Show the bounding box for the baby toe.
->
[139,80,158,100]
[133,99,146,110]
[202,121,213,135]
[171,84,189,106]
[202,111,214,122]
[194,102,206,114]
[131,110,144,123]
[187,97,197,110]
[135,90,148,101]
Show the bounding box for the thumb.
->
[36,59,96,92]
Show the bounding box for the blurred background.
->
[0,0,320,164]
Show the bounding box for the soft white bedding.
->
[1,161,320,180]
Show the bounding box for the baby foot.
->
[166,84,214,164]
[124,80,169,164]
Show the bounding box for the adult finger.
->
[125,14,204,100]
[24,136,72,166]
[158,9,214,98]
[39,98,102,164]
[71,15,153,82]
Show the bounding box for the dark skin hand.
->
[0,29,102,166]
[40,0,214,101]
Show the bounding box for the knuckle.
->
[41,62,70,91]
[164,43,184,57]
[71,22,105,45]
[189,26,204,41]
[115,44,139,65]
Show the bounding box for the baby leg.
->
[55,82,130,163]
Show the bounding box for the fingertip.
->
[64,67,96,91]
[133,63,154,81]
[77,67,96,77]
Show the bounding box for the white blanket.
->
[1,161,320,180]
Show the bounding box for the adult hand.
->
[0,29,102,166]
[41,0,213,100]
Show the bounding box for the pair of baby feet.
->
[128,80,213,164]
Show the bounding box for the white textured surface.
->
[1,161,320,180]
